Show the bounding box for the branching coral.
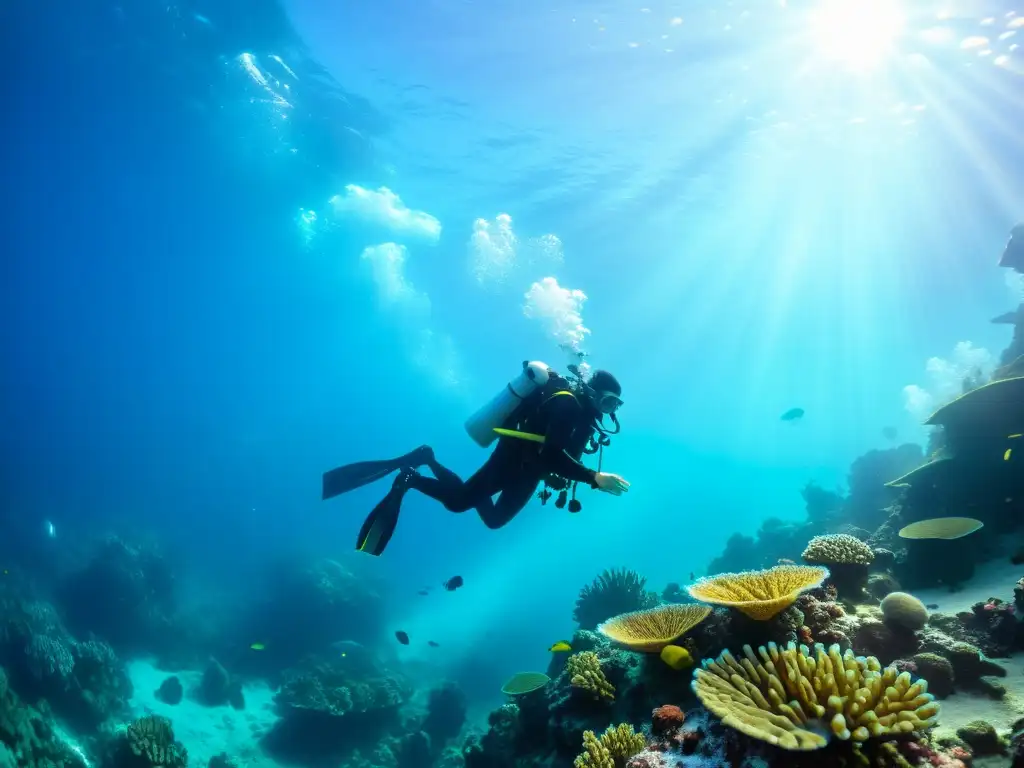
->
[574,724,645,768]
[597,604,711,652]
[125,714,188,768]
[567,651,615,701]
[574,568,658,630]
[687,565,829,620]
[0,668,83,768]
[25,635,75,680]
[692,642,939,751]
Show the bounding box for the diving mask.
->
[593,391,623,414]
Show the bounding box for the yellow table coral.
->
[687,564,829,620]
[597,603,711,652]
[692,642,940,751]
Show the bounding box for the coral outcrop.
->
[57,536,178,656]
[261,649,411,765]
[234,558,386,677]
[801,534,874,602]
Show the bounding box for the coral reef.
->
[196,658,244,709]
[574,569,658,631]
[422,682,467,755]
[708,517,820,576]
[155,676,183,705]
[0,667,86,768]
[56,535,178,656]
[261,649,411,766]
[0,588,133,731]
[234,557,386,678]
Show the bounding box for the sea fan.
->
[572,567,657,630]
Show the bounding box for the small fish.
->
[428,641,439,647]
[925,604,939,610]
[1006,448,1013,461]
[395,631,410,645]
[781,407,805,422]
[417,590,430,596]
[549,641,572,653]
[688,572,695,581]
[1012,548,1024,566]
[443,575,464,591]
[660,644,693,670]
[250,642,265,651]
[44,520,56,539]
[882,426,898,441]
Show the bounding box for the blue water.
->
[3,0,1024,715]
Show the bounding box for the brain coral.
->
[687,565,829,620]
[692,642,939,751]
[597,603,711,652]
[801,534,874,565]
[880,592,929,631]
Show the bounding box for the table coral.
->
[597,604,711,652]
[687,565,830,620]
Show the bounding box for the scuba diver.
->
[321,362,631,556]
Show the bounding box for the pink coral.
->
[651,705,685,736]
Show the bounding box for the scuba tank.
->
[464,361,551,448]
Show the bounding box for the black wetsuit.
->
[407,392,600,529]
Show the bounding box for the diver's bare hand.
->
[594,472,630,495]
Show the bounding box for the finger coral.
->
[126,714,188,768]
[597,603,711,652]
[692,642,940,751]
[574,723,646,768]
[802,534,874,566]
[567,651,615,701]
[687,565,829,620]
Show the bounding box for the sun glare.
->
[808,0,906,71]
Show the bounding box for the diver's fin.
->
[355,485,407,556]
[322,446,431,501]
